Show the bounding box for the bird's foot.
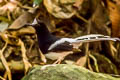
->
[53,51,73,64]
[53,56,64,64]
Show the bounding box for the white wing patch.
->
[48,38,75,50]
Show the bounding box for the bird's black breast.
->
[37,35,59,54]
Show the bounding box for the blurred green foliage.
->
[33,0,43,6]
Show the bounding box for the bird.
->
[15,18,120,63]
[29,19,74,54]
[31,19,120,52]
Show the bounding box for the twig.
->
[0,76,5,80]
[38,49,47,63]
[75,13,88,23]
[83,19,91,66]
[89,54,99,72]
[87,58,93,71]
[0,43,12,80]
[18,39,32,74]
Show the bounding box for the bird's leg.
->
[18,39,32,74]
[53,51,73,64]
[0,43,12,80]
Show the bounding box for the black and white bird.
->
[24,19,120,63]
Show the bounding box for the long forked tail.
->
[75,34,120,42]
[48,34,120,51]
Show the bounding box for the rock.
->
[22,64,120,80]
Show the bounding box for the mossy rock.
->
[22,64,120,80]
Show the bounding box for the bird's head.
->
[25,18,45,29]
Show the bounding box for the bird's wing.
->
[48,40,73,52]
[48,34,120,50]
[48,38,75,51]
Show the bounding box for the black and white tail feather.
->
[48,34,120,50]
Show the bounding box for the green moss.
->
[22,64,120,80]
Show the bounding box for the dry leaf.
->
[106,0,120,37]
[114,0,120,5]
[73,0,84,9]
[0,1,17,15]
[43,0,76,18]
[9,12,34,29]
[0,22,8,32]
[76,55,87,66]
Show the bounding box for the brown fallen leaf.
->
[114,0,120,5]
[106,0,120,37]
[7,26,35,36]
[9,12,34,29]
[73,0,84,9]
[75,55,87,67]
[43,0,76,18]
